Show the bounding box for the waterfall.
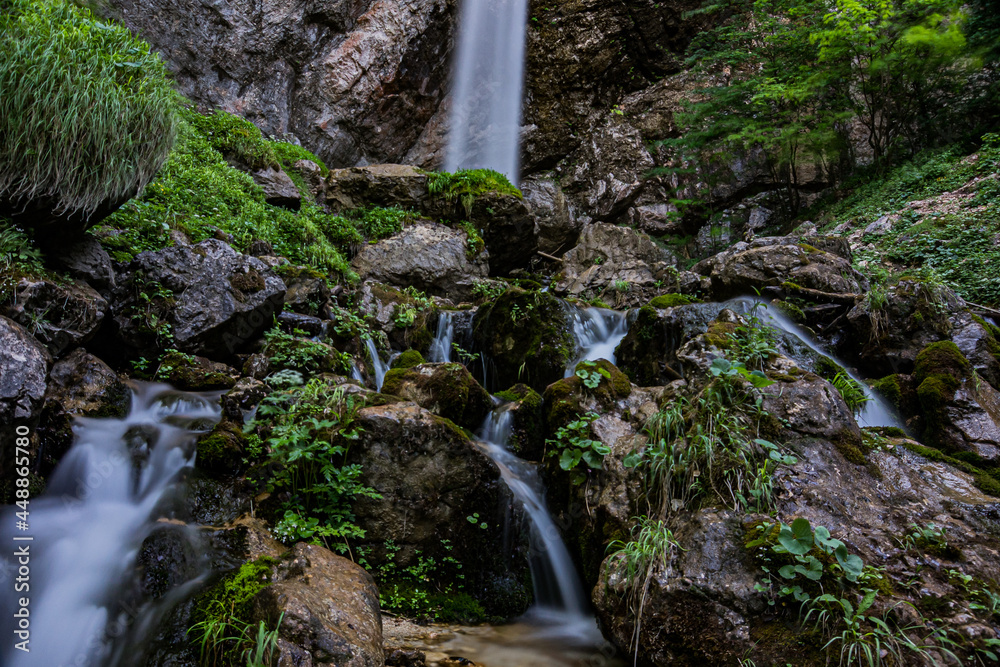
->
[476,407,602,643]
[445,0,529,183]
[365,338,395,391]
[728,297,904,429]
[0,384,221,667]
[428,311,455,363]
[567,307,630,375]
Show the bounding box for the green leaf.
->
[559,448,582,471]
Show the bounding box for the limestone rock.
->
[251,166,301,210]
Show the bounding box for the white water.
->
[476,407,602,644]
[365,338,393,391]
[0,384,221,667]
[445,0,529,182]
[428,311,455,363]
[567,307,630,375]
[728,297,904,429]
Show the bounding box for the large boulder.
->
[349,401,531,618]
[471,289,577,393]
[104,0,454,167]
[555,222,676,307]
[3,276,108,355]
[0,315,50,425]
[694,236,867,300]
[50,235,116,291]
[252,543,384,667]
[380,362,492,430]
[351,222,488,302]
[521,175,580,255]
[112,239,286,359]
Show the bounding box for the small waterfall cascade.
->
[729,297,904,429]
[364,337,393,391]
[567,307,630,375]
[0,383,221,667]
[428,311,455,363]
[445,0,529,182]
[476,406,601,642]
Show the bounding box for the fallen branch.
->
[966,300,1000,319]
[765,284,860,306]
[537,250,563,263]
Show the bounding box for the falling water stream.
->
[446,0,529,182]
[0,383,221,667]
[428,311,455,363]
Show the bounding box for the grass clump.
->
[0,0,177,225]
[427,168,522,216]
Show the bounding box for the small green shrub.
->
[0,0,177,223]
[545,412,609,486]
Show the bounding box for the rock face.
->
[0,315,50,425]
[380,362,492,430]
[4,276,108,355]
[104,0,455,168]
[351,222,488,301]
[555,223,676,306]
[521,175,579,254]
[693,236,867,299]
[471,289,577,392]
[349,401,530,617]
[252,543,384,667]
[113,239,286,359]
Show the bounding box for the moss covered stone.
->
[544,359,632,430]
[496,383,545,460]
[155,351,238,390]
[914,341,970,384]
[391,349,425,370]
[648,293,698,309]
[911,341,971,450]
[380,362,493,429]
[872,374,905,409]
[190,556,277,657]
[196,420,246,475]
[471,289,576,392]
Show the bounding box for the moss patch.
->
[648,293,698,308]
[196,420,246,474]
[871,374,904,409]
[392,349,425,370]
[903,442,1000,497]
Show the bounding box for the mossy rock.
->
[196,420,246,475]
[544,359,632,429]
[190,556,278,658]
[369,283,435,354]
[391,349,425,370]
[380,362,492,429]
[155,351,239,390]
[912,341,970,450]
[471,289,576,392]
[648,293,698,309]
[914,341,970,384]
[871,374,905,410]
[770,298,806,323]
[496,383,545,460]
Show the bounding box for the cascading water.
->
[0,383,221,667]
[445,0,529,182]
[729,297,904,429]
[428,311,455,363]
[475,406,603,644]
[364,337,393,391]
[567,307,629,374]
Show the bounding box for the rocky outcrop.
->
[50,235,116,291]
[555,223,677,307]
[0,315,50,425]
[104,0,455,168]
[693,236,867,300]
[252,543,384,667]
[4,276,108,355]
[250,166,301,210]
[112,239,286,359]
[521,175,579,254]
[471,289,577,392]
[351,222,487,301]
[380,362,492,430]
[349,401,530,617]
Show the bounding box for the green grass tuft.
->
[0,0,177,224]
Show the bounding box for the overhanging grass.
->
[0,0,177,221]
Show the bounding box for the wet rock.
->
[251,543,384,667]
[495,384,545,461]
[36,349,129,474]
[349,402,530,618]
[351,222,488,302]
[112,239,286,359]
[521,175,579,254]
[381,362,492,430]
[555,223,676,307]
[155,351,240,391]
[277,311,327,337]
[106,0,454,167]
[136,523,202,599]
[471,289,576,393]
[4,276,108,355]
[251,166,301,210]
[276,265,331,318]
[357,281,436,353]
[0,315,51,425]
[694,236,867,300]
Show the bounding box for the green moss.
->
[903,442,1000,496]
[798,243,821,254]
[914,341,970,384]
[156,351,237,390]
[704,320,737,348]
[814,356,846,380]
[426,168,522,216]
[188,109,278,170]
[502,384,544,459]
[392,349,425,370]
[871,374,904,409]
[648,293,698,308]
[771,299,806,322]
[831,427,867,465]
[191,556,276,656]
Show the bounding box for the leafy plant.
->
[830,372,871,416]
[575,359,612,389]
[546,412,609,485]
[0,0,178,222]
